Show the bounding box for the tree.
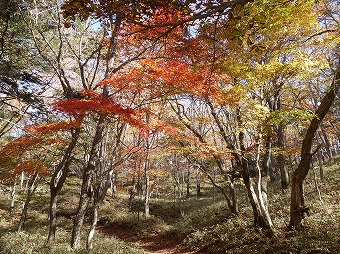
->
[288,0,340,229]
[0,0,47,140]
[289,53,340,229]
[0,120,77,230]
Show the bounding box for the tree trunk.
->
[10,178,16,214]
[262,135,272,184]
[110,171,118,198]
[237,109,272,229]
[129,175,137,205]
[196,171,201,199]
[144,169,150,217]
[321,128,333,158]
[71,165,93,249]
[240,154,269,228]
[20,172,24,191]
[269,80,290,188]
[229,181,238,214]
[86,144,115,251]
[87,202,99,250]
[317,150,324,182]
[71,115,106,249]
[277,123,289,189]
[18,172,38,232]
[289,61,340,230]
[48,189,58,241]
[48,127,80,244]
[186,167,190,198]
[71,13,122,248]
[255,134,273,228]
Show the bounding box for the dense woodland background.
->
[0,0,339,253]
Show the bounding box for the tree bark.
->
[18,172,38,232]
[71,115,106,249]
[48,127,80,244]
[87,200,99,250]
[277,123,289,189]
[186,167,190,198]
[144,169,150,217]
[144,136,152,217]
[196,170,201,199]
[10,178,16,214]
[321,128,333,158]
[237,109,273,229]
[317,150,324,182]
[273,84,290,189]
[289,62,340,230]
[110,171,118,198]
[255,134,273,228]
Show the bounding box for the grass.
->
[175,157,340,253]
[0,157,339,253]
[0,228,142,254]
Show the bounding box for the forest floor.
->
[98,222,195,254]
[0,156,339,253]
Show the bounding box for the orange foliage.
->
[53,90,144,127]
[101,58,232,105]
[0,136,53,183]
[0,136,44,159]
[124,7,188,40]
[0,159,49,183]
[14,159,49,177]
[0,119,77,183]
[140,119,179,137]
[25,119,82,134]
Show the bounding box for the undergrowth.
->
[0,157,339,253]
[175,157,340,253]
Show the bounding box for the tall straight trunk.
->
[289,62,340,230]
[263,135,275,184]
[186,167,190,198]
[321,128,333,158]
[177,175,185,217]
[144,136,152,217]
[229,180,238,214]
[87,200,99,250]
[317,150,324,182]
[196,170,201,199]
[269,80,290,188]
[10,178,16,214]
[20,172,24,191]
[71,115,106,249]
[86,192,100,251]
[144,170,150,217]
[48,191,57,239]
[129,174,137,205]
[110,171,118,198]
[143,117,154,218]
[277,123,289,189]
[18,172,38,232]
[48,128,80,244]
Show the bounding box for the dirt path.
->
[98,223,196,254]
